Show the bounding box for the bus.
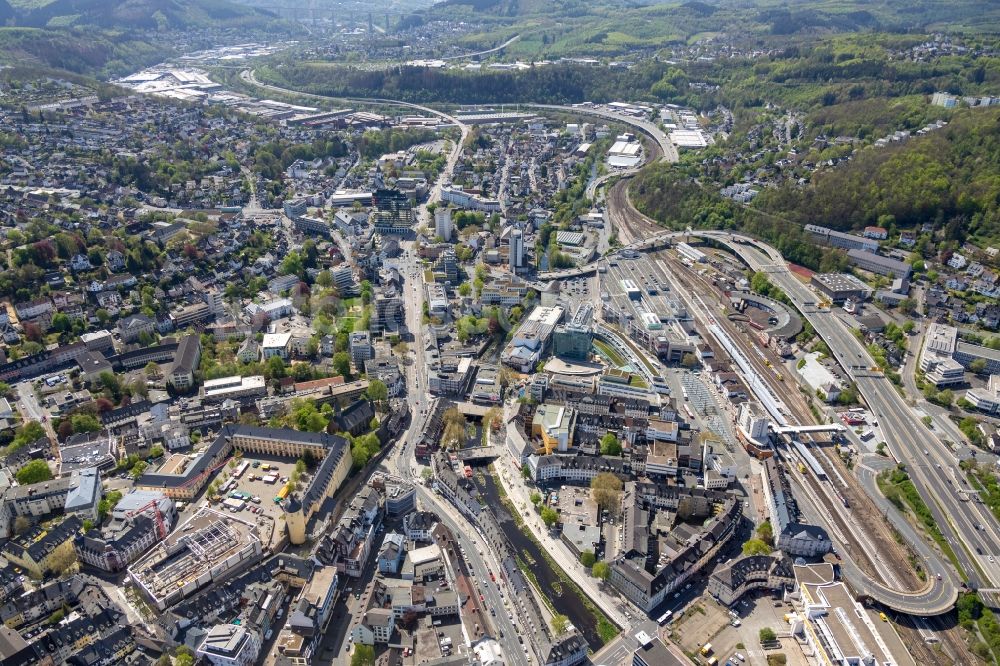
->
[273,485,290,504]
[684,404,695,420]
[657,610,673,625]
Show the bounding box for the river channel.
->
[472,470,605,649]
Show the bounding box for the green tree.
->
[540,506,559,527]
[175,646,196,666]
[51,313,71,333]
[71,413,101,434]
[591,472,623,514]
[600,433,622,456]
[440,408,468,450]
[365,379,389,405]
[290,399,329,432]
[333,352,352,378]
[580,551,596,567]
[351,645,375,666]
[130,460,148,479]
[681,353,699,369]
[970,358,988,375]
[551,614,569,636]
[266,355,287,379]
[530,492,542,506]
[742,538,771,556]
[16,459,52,485]
[98,372,122,401]
[592,560,610,580]
[8,421,45,453]
[759,627,777,643]
[756,520,774,546]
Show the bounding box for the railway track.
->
[612,169,974,666]
[607,179,660,247]
[658,249,925,590]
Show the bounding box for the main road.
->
[240,69,675,164]
[690,232,997,592]
[524,103,678,162]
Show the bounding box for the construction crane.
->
[127,499,168,540]
[179,454,232,490]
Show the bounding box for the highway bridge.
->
[697,231,1000,595]
[561,226,962,613]
[525,104,678,163]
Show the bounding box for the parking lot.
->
[671,588,809,666]
[179,454,304,550]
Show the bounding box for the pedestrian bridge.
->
[774,424,845,434]
[456,446,502,462]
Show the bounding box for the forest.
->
[753,108,1000,245]
[633,105,1000,260]
[631,164,845,273]
[257,60,685,106]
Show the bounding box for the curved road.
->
[441,34,521,61]
[854,455,958,615]
[240,66,959,614]
[572,225,961,614]
[525,103,677,162]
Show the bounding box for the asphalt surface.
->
[525,104,678,163]
[700,233,975,605]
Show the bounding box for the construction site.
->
[129,506,263,611]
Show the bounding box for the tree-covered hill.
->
[16,0,277,30]
[754,108,1000,245]
[0,28,168,75]
[632,107,1000,262]
[0,0,297,77]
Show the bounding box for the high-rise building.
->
[205,288,225,316]
[371,188,414,235]
[330,265,358,297]
[434,207,453,242]
[509,228,524,272]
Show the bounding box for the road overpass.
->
[525,103,678,162]
[575,226,964,612]
[694,230,998,593]
[536,263,598,280]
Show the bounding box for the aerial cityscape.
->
[1,0,1000,665]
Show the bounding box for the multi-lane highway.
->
[524,103,678,162]
[611,222,999,592]
[697,232,994,592]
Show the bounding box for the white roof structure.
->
[609,141,642,156]
[409,543,443,566]
[669,129,708,148]
[262,332,292,349]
